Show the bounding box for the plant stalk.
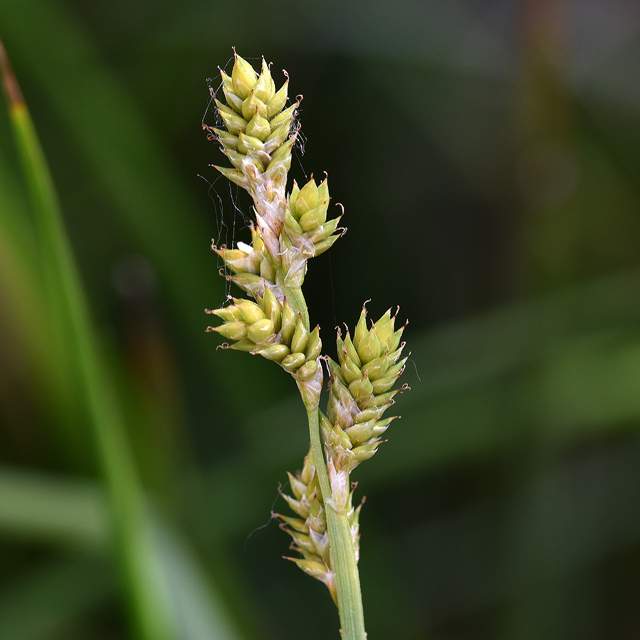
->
[282,275,367,640]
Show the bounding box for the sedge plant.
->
[204,52,408,640]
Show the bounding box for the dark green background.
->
[2,0,640,638]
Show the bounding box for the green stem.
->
[307,409,366,640]
[282,275,366,640]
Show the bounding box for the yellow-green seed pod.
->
[216,101,247,135]
[344,419,376,446]
[361,354,389,381]
[371,375,399,395]
[384,358,406,380]
[352,443,379,463]
[213,166,248,190]
[340,356,362,385]
[260,286,282,333]
[291,316,309,354]
[353,308,368,350]
[295,358,318,380]
[313,235,340,257]
[290,558,330,581]
[253,59,275,103]
[280,298,296,345]
[326,422,353,452]
[266,80,288,119]
[245,112,271,141]
[213,321,248,341]
[210,306,243,323]
[236,299,266,325]
[357,326,382,364]
[220,71,243,113]
[341,332,362,368]
[278,514,308,533]
[374,309,395,346]
[281,352,306,372]
[231,54,258,100]
[264,123,291,153]
[355,406,385,424]
[348,374,374,402]
[372,417,393,437]
[305,327,322,361]
[259,344,290,362]
[247,318,275,344]
[268,102,297,131]
[294,179,320,217]
[299,205,327,233]
[214,128,239,150]
[228,338,256,352]
[237,131,266,154]
[286,471,307,502]
[284,208,304,237]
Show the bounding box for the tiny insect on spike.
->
[231,53,258,100]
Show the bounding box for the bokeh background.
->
[2,0,640,638]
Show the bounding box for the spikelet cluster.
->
[275,450,362,604]
[205,52,408,598]
[322,306,408,508]
[207,54,295,193]
[205,284,323,407]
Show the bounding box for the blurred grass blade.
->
[0,466,244,640]
[0,39,178,640]
[0,555,115,640]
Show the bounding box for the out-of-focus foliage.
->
[1,0,640,639]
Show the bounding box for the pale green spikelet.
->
[205,288,323,407]
[204,53,408,631]
[276,450,363,603]
[210,54,296,182]
[322,305,408,476]
[285,176,344,259]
